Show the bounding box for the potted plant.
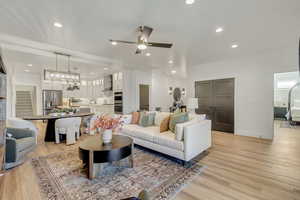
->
[93,115,123,144]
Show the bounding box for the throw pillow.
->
[147,112,156,126]
[131,112,140,124]
[139,112,149,127]
[138,112,156,127]
[160,116,170,132]
[154,112,170,126]
[169,112,189,133]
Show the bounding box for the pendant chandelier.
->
[44,52,80,91]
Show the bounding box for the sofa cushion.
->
[153,131,184,151]
[155,112,170,126]
[122,124,156,142]
[122,124,184,151]
[122,124,183,151]
[169,112,189,133]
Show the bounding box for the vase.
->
[102,129,112,144]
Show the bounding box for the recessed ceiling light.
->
[145,53,151,57]
[104,67,108,70]
[54,22,63,28]
[171,70,177,74]
[231,44,239,48]
[27,64,33,67]
[24,69,30,72]
[185,0,195,5]
[168,60,173,64]
[111,41,117,46]
[215,27,224,33]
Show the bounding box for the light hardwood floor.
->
[1,121,300,200]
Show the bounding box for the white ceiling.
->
[0,0,300,74]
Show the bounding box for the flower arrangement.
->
[93,115,123,131]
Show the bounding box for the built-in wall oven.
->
[114,92,123,114]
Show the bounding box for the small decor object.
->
[102,129,113,144]
[93,115,123,144]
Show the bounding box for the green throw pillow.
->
[169,112,189,133]
[147,112,156,126]
[139,112,156,127]
[139,112,149,127]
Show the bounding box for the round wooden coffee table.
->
[79,134,133,179]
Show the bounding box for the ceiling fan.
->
[109,26,173,54]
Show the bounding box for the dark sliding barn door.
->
[195,78,234,133]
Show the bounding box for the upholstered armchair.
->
[5,128,36,169]
[7,118,39,144]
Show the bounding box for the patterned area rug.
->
[32,147,204,200]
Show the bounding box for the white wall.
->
[151,70,187,112]
[122,69,152,114]
[122,69,188,114]
[186,47,298,139]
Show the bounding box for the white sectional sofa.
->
[120,113,212,162]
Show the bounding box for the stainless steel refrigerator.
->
[42,90,63,115]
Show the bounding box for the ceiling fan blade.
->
[109,39,137,44]
[148,42,173,48]
[135,49,142,54]
[142,26,153,39]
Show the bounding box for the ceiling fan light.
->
[137,43,147,50]
[111,41,117,45]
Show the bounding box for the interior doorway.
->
[195,78,235,133]
[273,71,300,135]
[139,84,150,111]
